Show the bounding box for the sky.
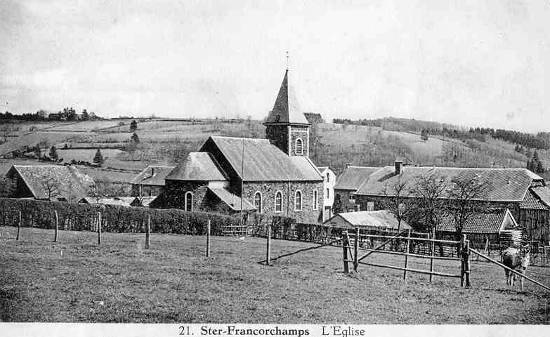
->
[1,0,549,132]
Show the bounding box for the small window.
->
[275,191,283,213]
[254,192,262,213]
[295,138,303,155]
[295,190,302,211]
[326,188,330,199]
[184,192,193,212]
[326,172,330,182]
[313,190,318,210]
[367,201,374,211]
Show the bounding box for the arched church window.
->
[184,192,193,212]
[275,191,283,213]
[295,138,303,155]
[295,190,302,211]
[254,192,262,213]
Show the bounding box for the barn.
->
[323,210,412,232]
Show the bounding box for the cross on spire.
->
[286,51,289,70]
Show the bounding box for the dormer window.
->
[295,138,303,155]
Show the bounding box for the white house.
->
[318,166,336,222]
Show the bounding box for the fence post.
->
[342,230,350,274]
[206,219,211,257]
[16,210,21,241]
[97,211,102,245]
[145,215,151,249]
[464,239,471,288]
[403,229,411,281]
[54,210,59,242]
[429,227,435,282]
[353,227,359,272]
[266,223,271,266]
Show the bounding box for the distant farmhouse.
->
[349,161,550,244]
[6,165,94,202]
[155,69,327,223]
[334,165,381,212]
[131,165,175,197]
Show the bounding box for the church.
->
[156,69,325,224]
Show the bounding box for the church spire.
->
[264,68,309,125]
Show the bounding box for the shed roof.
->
[334,166,381,191]
[208,187,256,211]
[166,152,227,181]
[325,210,411,230]
[437,209,517,234]
[79,197,134,206]
[520,189,549,210]
[131,165,175,186]
[531,186,550,208]
[8,165,94,201]
[356,166,543,202]
[264,70,309,125]
[202,136,322,182]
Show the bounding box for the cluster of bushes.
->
[0,198,240,236]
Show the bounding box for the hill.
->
[0,117,548,187]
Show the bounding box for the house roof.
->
[208,187,256,211]
[325,210,412,230]
[79,197,134,206]
[8,165,94,201]
[334,166,381,191]
[531,186,550,207]
[264,70,309,125]
[165,152,227,181]
[131,165,175,186]
[202,136,322,182]
[130,196,157,207]
[437,209,517,234]
[520,189,549,210]
[355,166,544,202]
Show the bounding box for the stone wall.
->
[243,181,323,224]
[265,125,289,154]
[162,180,209,211]
[289,125,309,156]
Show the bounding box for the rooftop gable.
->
[202,136,322,182]
[356,166,541,202]
[165,152,227,181]
[131,165,176,186]
[334,166,382,191]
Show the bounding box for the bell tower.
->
[264,66,310,157]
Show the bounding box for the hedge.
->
[0,198,241,235]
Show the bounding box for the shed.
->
[323,210,411,231]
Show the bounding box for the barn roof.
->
[202,136,322,182]
[334,166,381,191]
[165,152,227,181]
[324,210,411,230]
[437,209,518,234]
[355,166,543,202]
[208,187,256,211]
[264,70,309,125]
[520,189,549,210]
[8,165,94,201]
[531,186,550,207]
[79,197,134,207]
[131,165,175,186]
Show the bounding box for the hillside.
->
[0,117,547,188]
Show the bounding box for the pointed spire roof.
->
[265,70,309,124]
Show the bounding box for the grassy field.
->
[1,226,549,323]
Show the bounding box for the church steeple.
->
[264,66,310,157]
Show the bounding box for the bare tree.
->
[412,172,448,233]
[446,174,490,241]
[382,175,413,232]
[40,176,61,201]
[0,177,15,197]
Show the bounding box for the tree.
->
[131,132,140,144]
[420,129,429,141]
[412,172,448,233]
[49,146,58,161]
[93,149,104,165]
[0,177,15,197]
[33,144,41,158]
[40,176,61,200]
[130,120,138,132]
[446,174,490,243]
[382,175,413,232]
[81,109,89,121]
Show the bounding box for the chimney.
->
[394,160,403,175]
